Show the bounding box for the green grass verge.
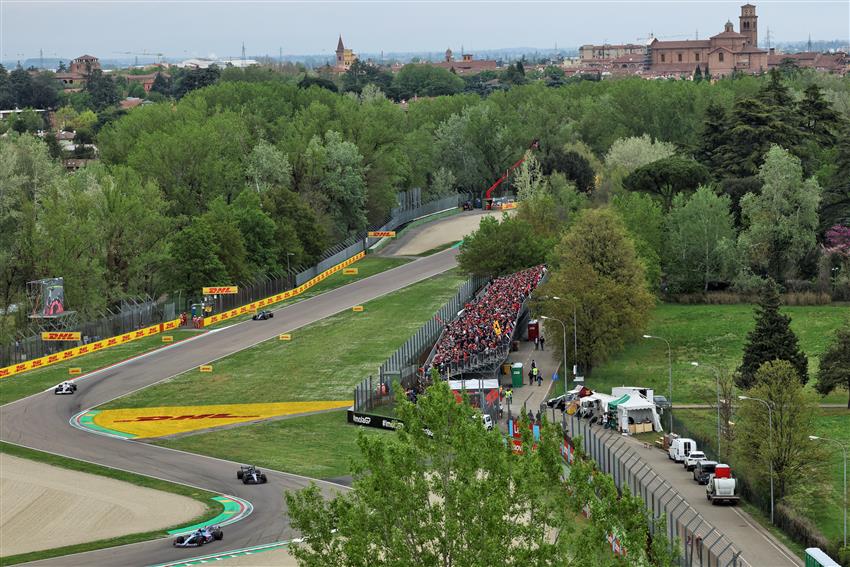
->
[675,408,849,546]
[0,441,223,566]
[204,256,411,329]
[586,304,849,405]
[0,330,198,406]
[415,241,462,257]
[157,409,387,480]
[101,270,466,408]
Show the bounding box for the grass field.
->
[0,330,199,406]
[585,304,849,406]
[101,270,466,409]
[674,408,849,546]
[0,441,222,565]
[157,410,387,480]
[204,256,411,329]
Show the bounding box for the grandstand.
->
[425,265,545,380]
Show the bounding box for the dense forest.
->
[1,63,849,343]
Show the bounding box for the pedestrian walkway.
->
[498,321,566,425]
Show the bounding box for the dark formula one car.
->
[252,310,274,321]
[173,526,223,547]
[54,381,77,395]
[237,464,268,484]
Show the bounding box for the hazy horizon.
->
[2,1,848,63]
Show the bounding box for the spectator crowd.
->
[429,265,545,376]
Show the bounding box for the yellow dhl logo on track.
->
[94,401,353,438]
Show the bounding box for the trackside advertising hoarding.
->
[1,319,181,379]
[202,251,366,327]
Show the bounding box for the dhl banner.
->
[203,286,238,295]
[367,231,396,238]
[501,202,518,210]
[343,268,358,275]
[203,251,366,327]
[41,331,82,341]
[0,318,181,380]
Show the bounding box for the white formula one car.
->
[54,381,77,395]
[173,526,223,547]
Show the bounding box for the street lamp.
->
[691,362,722,459]
[643,335,673,434]
[739,395,775,524]
[541,316,567,395]
[542,296,579,379]
[809,435,847,549]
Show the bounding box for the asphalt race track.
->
[0,248,460,566]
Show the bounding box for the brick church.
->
[649,4,767,76]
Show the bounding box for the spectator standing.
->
[540,336,545,351]
[532,365,539,385]
[534,336,539,350]
[528,369,534,386]
[536,370,543,387]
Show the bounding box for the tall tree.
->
[540,149,594,193]
[738,145,820,282]
[663,187,737,292]
[696,102,729,173]
[797,84,841,146]
[735,360,827,506]
[819,122,850,230]
[84,69,120,111]
[168,217,229,299]
[605,134,677,175]
[539,208,653,373]
[458,215,550,278]
[622,155,710,211]
[611,192,663,291]
[737,279,808,388]
[717,98,798,178]
[285,381,577,566]
[814,323,850,408]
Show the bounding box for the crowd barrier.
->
[0,318,182,379]
[202,252,366,327]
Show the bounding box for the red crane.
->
[483,139,540,209]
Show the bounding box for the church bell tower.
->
[739,4,758,47]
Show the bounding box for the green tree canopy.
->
[738,145,820,282]
[663,187,737,293]
[814,323,850,408]
[538,208,654,373]
[735,360,827,505]
[391,64,464,100]
[738,279,809,388]
[458,214,550,278]
[622,155,709,211]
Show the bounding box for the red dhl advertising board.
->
[0,318,181,379]
[202,286,238,295]
[203,251,366,327]
[367,231,396,238]
[41,331,82,341]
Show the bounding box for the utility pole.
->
[40,48,43,70]
[241,42,246,62]
[279,47,283,70]
[765,27,772,50]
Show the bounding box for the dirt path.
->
[383,210,508,256]
[0,454,205,557]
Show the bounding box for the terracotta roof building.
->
[54,54,102,90]
[767,50,848,74]
[432,49,498,75]
[649,6,767,78]
[335,36,356,72]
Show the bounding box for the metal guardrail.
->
[0,296,177,367]
[567,415,748,567]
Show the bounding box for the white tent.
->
[608,393,662,434]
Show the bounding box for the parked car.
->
[683,450,707,471]
[693,460,718,484]
[653,395,670,409]
[668,437,697,463]
[706,464,738,505]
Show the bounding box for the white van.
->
[668,438,697,463]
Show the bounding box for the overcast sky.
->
[2,1,848,61]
